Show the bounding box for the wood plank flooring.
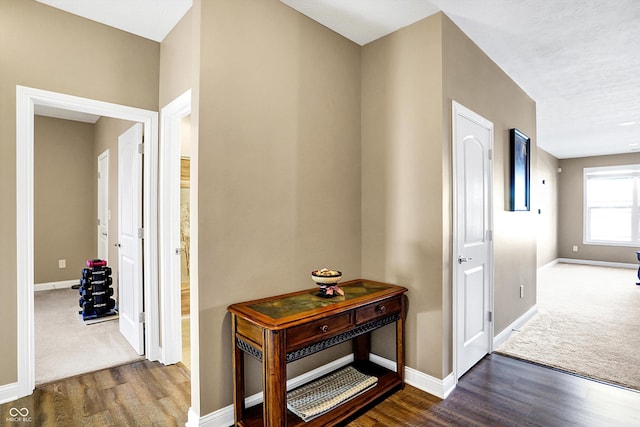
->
[2,354,639,426]
[348,354,640,427]
[0,361,190,427]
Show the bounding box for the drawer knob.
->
[376,305,386,313]
[320,325,329,333]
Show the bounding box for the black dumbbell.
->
[82,301,94,313]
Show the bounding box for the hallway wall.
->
[34,116,95,284]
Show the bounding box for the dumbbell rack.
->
[79,259,117,321]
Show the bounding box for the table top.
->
[228,279,407,329]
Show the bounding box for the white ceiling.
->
[35,0,640,159]
[35,0,192,42]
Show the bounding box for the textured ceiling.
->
[35,0,640,159]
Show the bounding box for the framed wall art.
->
[509,128,530,211]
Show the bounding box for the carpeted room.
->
[35,288,142,384]
[497,263,640,391]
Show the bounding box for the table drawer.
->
[287,312,354,348]
[355,295,402,325]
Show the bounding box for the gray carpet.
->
[35,288,144,385]
[497,263,640,391]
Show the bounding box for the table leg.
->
[263,329,287,426]
[396,297,406,383]
[231,315,245,425]
[353,333,371,363]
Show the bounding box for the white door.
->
[97,150,109,261]
[118,123,144,355]
[453,102,493,378]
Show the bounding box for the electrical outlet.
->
[572,245,578,252]
[519,285,524,298]
[58,259,66,269]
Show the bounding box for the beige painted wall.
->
[159,8,193,108]
[441,14,538,339]
[537,149,560,267]
[558,152,640,263]
[34,116,95,284]
[362,13,538,379]
[0,0,159,385]
[195,0,361,412]
[362,14,446,377]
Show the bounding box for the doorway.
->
[179,116,192,369]
[15,86,160,398]
[32,115,144,384]
[159,90,193,368]
[452,101,494,379]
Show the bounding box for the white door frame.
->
[451,100,495,382]
[15,85,160,399]
[159,89,200,421]
[159,89,192,365]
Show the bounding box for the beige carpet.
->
[35,288,144,385]
[497,263,640,391]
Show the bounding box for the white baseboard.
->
[538,259,559,271]
[556,258,637,269]
[493,304,538,349]
[34,279,78,292]
[0,382,20,405]
[405,366,455,399]
[355,354,455,400]
[189,354,453,426]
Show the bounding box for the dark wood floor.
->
[2,354,639,426]
[348,354,640,427]
[0,360,190,426]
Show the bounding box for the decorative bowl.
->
[311,268,342,285]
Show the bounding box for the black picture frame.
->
[509,128,530,211]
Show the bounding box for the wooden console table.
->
[227,279,407,426]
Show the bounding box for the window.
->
[584,165,640,246]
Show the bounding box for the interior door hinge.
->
[486,229,493,241]
[138,228,144,239]
[488,311,493,322]
[138,143,144,154]
[488,149,493,160]
[139,312,145,323]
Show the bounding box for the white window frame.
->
[583,164,640,247]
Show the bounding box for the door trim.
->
[159,89,191,365]
[15,85,159,398]
[451,100,495,382]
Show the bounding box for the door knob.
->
[458,256,472,264]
